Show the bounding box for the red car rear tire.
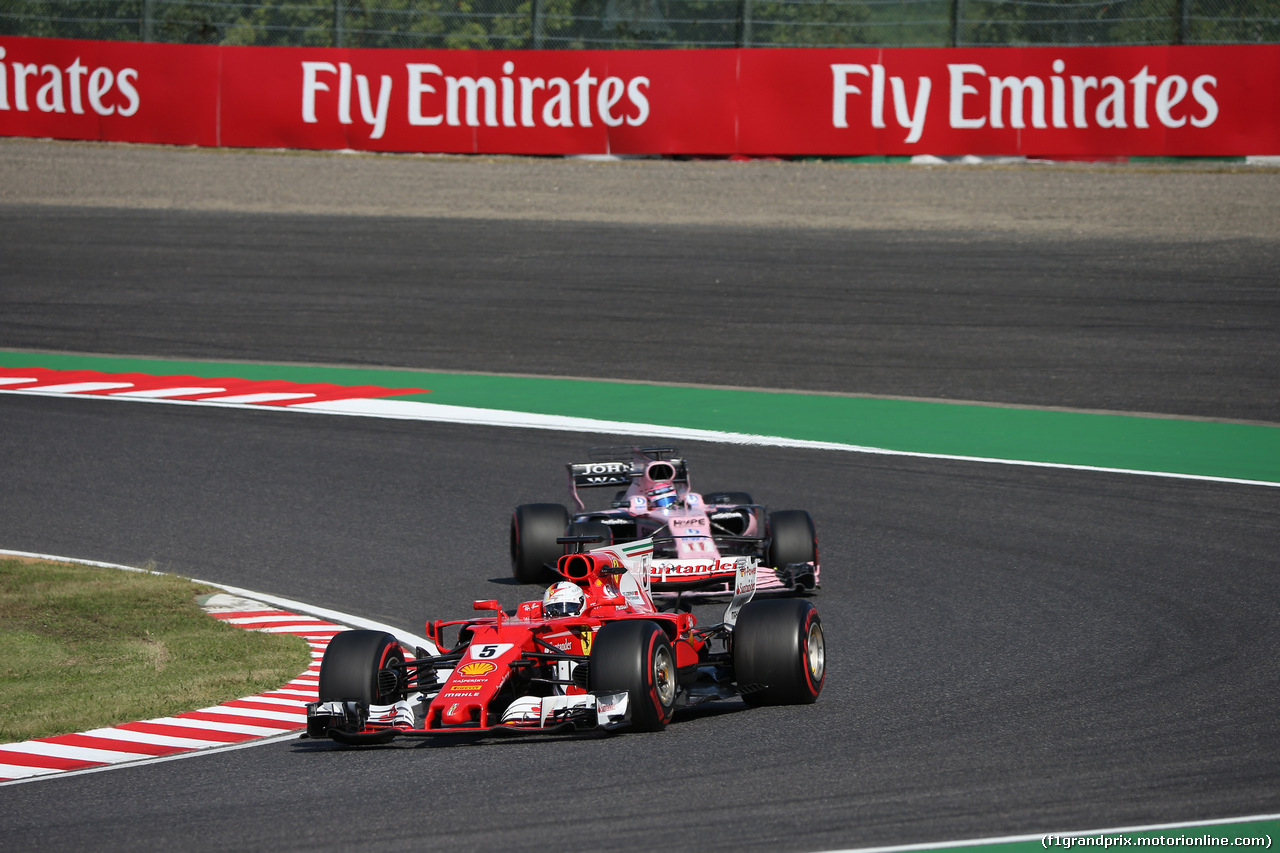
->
[733,599,825,706]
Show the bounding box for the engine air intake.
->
[647,462,676,482]
[559,554,593,580]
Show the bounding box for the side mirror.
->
[473,599,501,612]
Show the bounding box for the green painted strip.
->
[3,351,1277,486]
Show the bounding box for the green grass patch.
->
[0,557,312,743]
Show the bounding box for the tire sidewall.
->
[589,620,676,731]
[767,510,817,569]
[796,604,825,699]
[318,630,404,706]
[510,503,569,584]
[734,599,825,705]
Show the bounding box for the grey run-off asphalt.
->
[1,138,1278,241]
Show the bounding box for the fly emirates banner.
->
[1,36,1277,157]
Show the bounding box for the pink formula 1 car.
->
[510,446,820,594]
[305,537,824,742]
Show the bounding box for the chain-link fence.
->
[1,0,1276,48]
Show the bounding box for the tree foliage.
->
[0,0,1274,46]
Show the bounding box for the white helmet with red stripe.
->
[542,581,586,618]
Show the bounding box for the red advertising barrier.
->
[0,39,221,146]
[1,36,1277,157]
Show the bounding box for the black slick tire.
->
[510,503,570,584]
[318,630,405,706]
[767,510,817,569]
[589,620,676,731]
[733,599,825,706]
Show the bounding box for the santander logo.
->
[653,558,742,577]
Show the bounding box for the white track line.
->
[3,387,1276,488]
[292,398,1280,489]
[821,811,1280,853]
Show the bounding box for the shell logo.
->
[458,661,497,676]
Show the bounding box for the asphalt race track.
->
[1,145,1278,852]
[2,206,1279,422]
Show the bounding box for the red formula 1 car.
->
[510,446,820,595]
[305,538,825,742]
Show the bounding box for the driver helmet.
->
[542,581,586,618]
[646,483,678,509]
